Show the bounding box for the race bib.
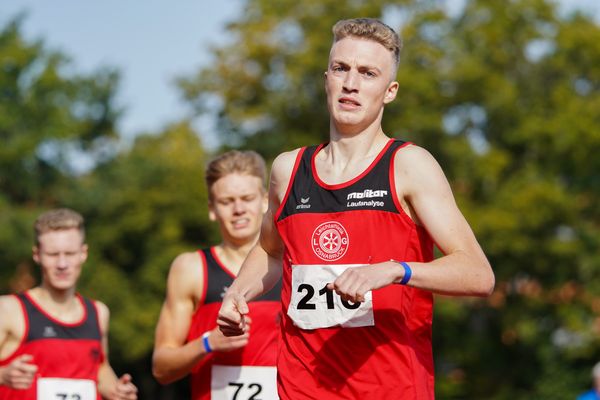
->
[211,365,278,400]
[287,264,374,330]
[37,377,96,400]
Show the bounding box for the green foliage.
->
[177,0,413,159]
[0,16,121,292]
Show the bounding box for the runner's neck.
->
[214,241,255,276]
[315,133,390,185]
[27,286,84,323]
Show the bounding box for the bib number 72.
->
[228,382,262,400]
[211,365,278,400]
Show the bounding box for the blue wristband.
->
[398,262,412,285]
[202,331,212,353]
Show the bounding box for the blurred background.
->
[1,0,599,398]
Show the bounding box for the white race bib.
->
[287,264,374,330]
[211,365,278,400]
[37,378,96,400]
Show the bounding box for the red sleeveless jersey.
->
[274,139,435,399]
[0,292,104,400]
[186,247,281,400]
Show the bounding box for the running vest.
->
[0,292,103,400]
[187,247,281,400]
[275,139,436,399]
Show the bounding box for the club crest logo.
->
[311,221,349,261]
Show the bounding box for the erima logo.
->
[43,326,57,337]
[296,196,311,209]
[346,189,388,200]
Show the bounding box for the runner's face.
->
[33,228,87,291]
[209,173,267,245]
[325,37,398,134]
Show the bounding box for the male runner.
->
[217,18,495,399]
[152,150,281,399]
[0,208,137,400]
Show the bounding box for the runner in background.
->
[152,150,281,399]
[0,208,137,400]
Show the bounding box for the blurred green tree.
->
[0,15,120,293]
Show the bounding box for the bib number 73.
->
[288,264,374,330]
[37,378,96,400]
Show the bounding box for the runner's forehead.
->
[328,37,395,71]
[211,174,264,199]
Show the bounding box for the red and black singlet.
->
[187,247,281,400]
[275,139,436,399]
[0,292,104,400]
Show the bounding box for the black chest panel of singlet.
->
[278,140,406,221]
[201,249,281,305]
[18,293,101,341]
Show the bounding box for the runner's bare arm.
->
[394,145,494,296]
[0,296,37,389]
[96,301,137,399]
[152,252,249,384]
[330,145,494,301]
[217,150,299,336]
[331,145,494,299]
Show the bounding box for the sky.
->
[0,0,242,149]
[1,0,599,151]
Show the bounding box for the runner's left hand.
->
[327,262,403,303]
[112,374,137,400]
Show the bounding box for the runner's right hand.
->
[206,325,251,352]
[217,292,250,337]
[0,354,38,389]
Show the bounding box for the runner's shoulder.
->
[169,251,203,278]
[0,294,21,313]
[166,251,203,297]
[271,148,302,185]
[0,294,24,330]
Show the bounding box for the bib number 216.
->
[288,264,375,330]
[297,283,360,310]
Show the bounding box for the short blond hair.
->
[205,150,267,201]
[34,208,85,246]
[332,18,402,73]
